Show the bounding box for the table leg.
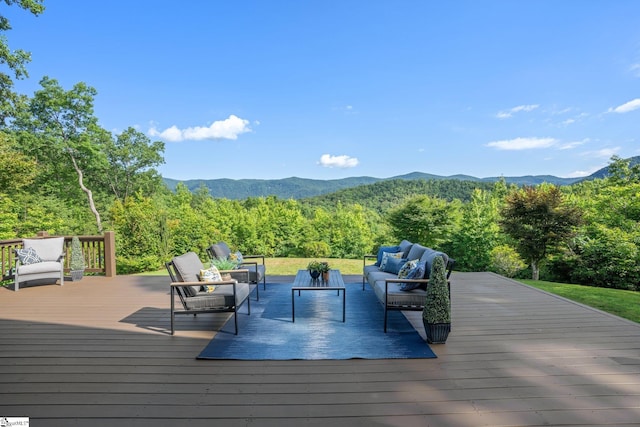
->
[291,289,295,322]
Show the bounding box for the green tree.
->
[0,131,37,193]
[451,188,502,271]
[500,184,583,280]
[386,195,458,248]
[109,193,170,273]
[0,0,45,124]
[102,127,165,201]
[16,77,110,233]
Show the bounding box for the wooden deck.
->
[1,272,639,426]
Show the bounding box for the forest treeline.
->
[1,2,639,291]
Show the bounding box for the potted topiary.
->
[422,255,451,344]
[70,236,85,281]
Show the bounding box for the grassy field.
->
[140,257,365,276]
[519,279,640,324]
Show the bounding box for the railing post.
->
[104,231,116,277]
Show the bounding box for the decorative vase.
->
[309,270,320,280]
[423,320,451,344]
[70,269,84,281]
[322,271,330,282]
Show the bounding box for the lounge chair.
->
[165,251,252,335]
[13,237,65,291]
[206,242,266,291]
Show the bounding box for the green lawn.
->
[138,257,364,276]
[519,279,640,324]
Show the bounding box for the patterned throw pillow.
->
[199,265,222,292]
[379,251,404,271]
[16,247,42,265]
[399,262,427,291]
[397,259,419,279]
[229,251,243,267]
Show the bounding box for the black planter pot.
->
[423,320,451,344]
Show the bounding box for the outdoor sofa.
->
[363,240,454,332]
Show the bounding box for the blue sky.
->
[7,1,640,180]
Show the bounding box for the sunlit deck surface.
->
[1,271,639,426]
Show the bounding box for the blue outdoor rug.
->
[197,282,437,360]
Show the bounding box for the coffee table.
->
[291,269,346,322]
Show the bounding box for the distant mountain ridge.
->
[163,156,639,200]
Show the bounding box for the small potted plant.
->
[422,255,451,344]
[319,261,330,282]
[210,257,238,280]
[69,236,85,281]
[307,261,323,280]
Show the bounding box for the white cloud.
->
[318,154,359,168]
[486,137,556,150]
[558,139,588,150]
[608,98,640,114]
[630,63,640,77]
[582,147,621,159]
[496,104,539,119]
[148,115,251,142]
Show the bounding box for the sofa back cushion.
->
[398,240,413,258]
[406,243,428,262]
[420,249,449,279]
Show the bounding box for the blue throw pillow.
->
[375,245,401,266]
[381,256,407,275]
[399,262,426,291]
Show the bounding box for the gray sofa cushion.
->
[398,240,413,258]
[406,243,428,263]
[420,249,449,279]
[185,282,250,310]
[372,279,426,308]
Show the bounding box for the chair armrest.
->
[171,280,238,287]
[242,254,265,265]
[222,268,250,283]
[363,254,376,268]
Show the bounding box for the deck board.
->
[1,271,639,426]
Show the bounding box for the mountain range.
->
[163,156,639,200]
